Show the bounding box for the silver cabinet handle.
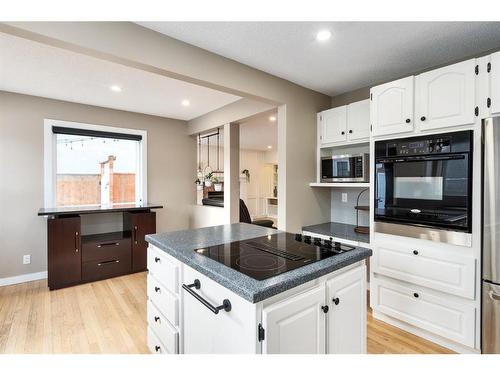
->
[490,291,500,301]
[97,259,120,266]
[97,242,119,248]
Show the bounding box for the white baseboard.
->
[0,271,48,287]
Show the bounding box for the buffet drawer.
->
[82,255,131,282]
[82,236,131,263]
[147,300,178,354]
[371,276,475,347]
[147,245,179,295]
[147,273,179,327]
[371,239,476,299]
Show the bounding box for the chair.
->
[239,199,275,228]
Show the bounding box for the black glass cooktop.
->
[194,233,354,280]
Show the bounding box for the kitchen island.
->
[145,223,372,354]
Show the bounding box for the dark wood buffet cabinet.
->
[39,203,163,290]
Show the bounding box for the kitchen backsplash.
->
[331,187,369,226]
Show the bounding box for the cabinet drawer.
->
[82,255,131,282]
[147,246,179,295]
[147,300,178,354]
[147,274,179,327]
[182,265,256,354]
[82,237,131,263]
[372,240,476,299]
[372,276,475,347]
[147,326,177,354]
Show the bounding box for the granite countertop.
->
[302,222,370,244]
[146,223,371,303]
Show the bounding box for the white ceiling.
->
[239,111,277,151]
[137,22,500,96]
[0,32,241,120]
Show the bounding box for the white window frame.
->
[43,119,148,208]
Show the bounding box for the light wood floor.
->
[0,272,454,354]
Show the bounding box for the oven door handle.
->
[377,154,465,163]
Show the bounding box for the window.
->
[44,120,147,207]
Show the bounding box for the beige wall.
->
[188,98,274,135]
[0,22,332,233]
[331,86,370,108]
[0,91,195,279]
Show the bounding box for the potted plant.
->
[212,176,222,192]
[240,169,250,182]
[204,172,213,187]
[195,178,203,191]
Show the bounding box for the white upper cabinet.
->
[416,59,476,130]
[320,106,347,145]
[346,99,370,141]
[319,100,370,146]
[370,76,414,137]
[262,285,326,354]
[491,52,500,115]
[327,265,366,354]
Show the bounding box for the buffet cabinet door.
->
[262,285,326,354]
[47,216,82,289]
[124,211,156,272]
[326,265,366,354]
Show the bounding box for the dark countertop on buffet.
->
[38,202,163,216]
[302,221,370,244]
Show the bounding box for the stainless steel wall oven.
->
[374,130,473,245]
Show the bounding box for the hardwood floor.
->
[0,272,148,354]
[0,272,453,354]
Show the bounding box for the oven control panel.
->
[387,137,451,156]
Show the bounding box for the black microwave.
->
[321,154,369,182]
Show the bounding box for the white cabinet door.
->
[370,76,414,137]
[320,106,347,145]
[347,99,370,142]
[371,239,476,299]
[416,59,476,130]
[262,285,326,354]
[182,266,257,354]
[491,52,500,115]
[327,265,366,354]
[371,276,475,347]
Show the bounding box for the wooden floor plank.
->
[0,272,453,354]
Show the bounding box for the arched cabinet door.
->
[490,52,500,116]
[416,59,476,131]
[370,76,414,137]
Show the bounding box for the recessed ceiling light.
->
[110,85,122,92]
[316,30,332,42]
[267,145,272,149]
[269,116,277,122]
[182,100,190,106]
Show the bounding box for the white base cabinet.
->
[327,265,366,353]
[369,233,479,351]
[262,285,326,354]
[371,275,475,348]
[147,245,367,354]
